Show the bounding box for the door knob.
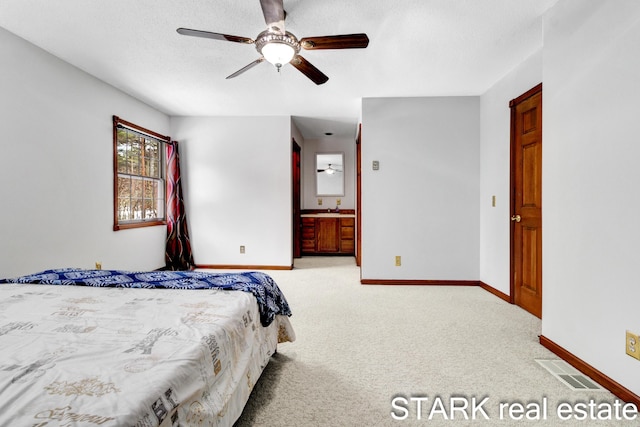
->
[511,214,521,223]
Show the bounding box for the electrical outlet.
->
[95,262,102,270]
[336,199,341,206]
[626,331,640,360]
[395,256,401,267]
[318,198,323,206]
[240,245,245,254]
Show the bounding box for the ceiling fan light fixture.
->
[255,31,300,69]
[262,42,295,66]
[177,1,369,84]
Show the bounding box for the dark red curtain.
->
[165,141,195,270]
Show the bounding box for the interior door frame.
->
[509,83,543,317]
[356,124,362,267]
[292,139,302,260]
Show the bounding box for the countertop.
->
[301,213,355,218]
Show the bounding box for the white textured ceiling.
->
[0,0,557,138]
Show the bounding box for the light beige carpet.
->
[233,257,634,426]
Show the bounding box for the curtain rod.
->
[116,124,173,144]
[113,115,170,142]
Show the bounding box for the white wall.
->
[542,0,640,395]
[302,137,356,210]
[170,116,292,268]
[0,27,169,277]
[361,97,480,280]
[479,51,543,295]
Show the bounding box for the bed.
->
[0,268,295,426]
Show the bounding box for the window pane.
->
[143,179,156,219]
[132,199,143,219]
[118,198,132,221]
[118,175,131,198]
[147,159,159,178]
[154,179,165,219]
[140,139,159,178]
[143,179,164,220]
[131,177,143,199]
[116,130,128,173]
[145,146,159,178]
[117,175,131,220]
[143,200,154,219]
[128,176,141,219]
[129,138,141,175]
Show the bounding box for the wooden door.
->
[510,84,542,318]
[292,140,302,258]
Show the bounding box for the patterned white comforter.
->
[0,283,294,426]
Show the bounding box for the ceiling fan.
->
[317,164,342,174]
[176,0,369,85]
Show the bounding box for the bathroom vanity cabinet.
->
[301,214,355,255]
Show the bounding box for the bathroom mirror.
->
[316,152,344,196]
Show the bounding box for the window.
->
[113,116,168,230]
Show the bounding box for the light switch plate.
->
[372,160,379,170]
[626,331,640,360]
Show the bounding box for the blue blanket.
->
[0,268,291,327]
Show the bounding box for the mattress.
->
[0,281,294,426]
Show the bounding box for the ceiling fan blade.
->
[177,28,254,44]
[226,58,266,79]
[300,33,369,50]
[291,55,329,85]
[260,0,286,32]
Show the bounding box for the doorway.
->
[510,83,543,318]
